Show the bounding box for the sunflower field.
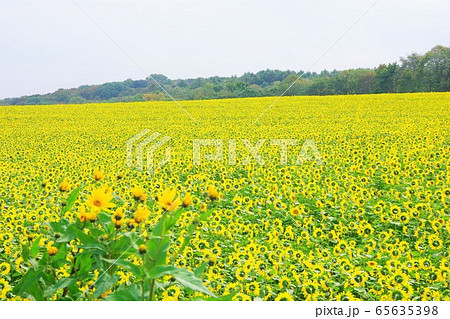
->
[0,92,449,301]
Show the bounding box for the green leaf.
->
[23,283,44,301]
[51,245,69,269]
[94,273,120,299]
[170,211,208,264]
[111,235,132,255]
[97,212,111,224]
[47,221,63,233]
[29,257,39,270]
[102,258,142,278]
[75,252,93,275]
[22,243,30,260]
[74,228,98,244]
[104,285,141,301]
[62,187,81,214]
[38,250,49,267]
[56,224,77,243]
[194,262,208,277]
[30,236,42,258]
[45,277,78,298]
[97,212,113,234]
[147,235,170,265]
[80,241,107,255]
[165,209,184,231]
[13,269,43,296]
[152,214,167,237]
[147,265,214,296]
[198,210,213,222]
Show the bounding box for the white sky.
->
[0,0,449,99]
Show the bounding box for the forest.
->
[1,45,448,105]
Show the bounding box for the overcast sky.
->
[0,0,449,99]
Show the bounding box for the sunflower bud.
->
[48,246,58,256]
[139,244,147,254]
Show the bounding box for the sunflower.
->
[428,235,443,250]
[275,291,294,301]
[134,205,150,223]
[278,275,291,289]
[86,186,115,212]
[131,186,146,201]
[182,192,193,207]
[93,167,105,180]
[207,185,219,200]
[0,263,10,276]
[0,278,11,299]
[246,282,261,296]
[158,189,180,211]
[59,178,70,192]
[78,205,98,222]
[290,207,301,217]
[111,207,125,228]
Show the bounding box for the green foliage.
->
[13,197,216,301]
[61,187,80,216]
[1,45,448,106]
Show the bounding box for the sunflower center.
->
[93,199,102,207]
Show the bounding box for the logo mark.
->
[192,138,324,166]
[126,130,171,174]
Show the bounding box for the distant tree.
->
[374,63,399,93]
[53,89,71,103]
[67,96,86,104]
[306,78,331,95]
[277,74,302,95]
[176,80,188,88]
[202,83,216,99]
[94,82,130,99]
[148,74,170,85]
[421,45,450,91]
[240,72,257,84]
[1,45,448,106]
[25,96,46,105]
[355,71,376,94]
[143,92,164,101]
[132,80,148,89]
[398,52,423,92]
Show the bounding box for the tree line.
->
[1,45,448,106]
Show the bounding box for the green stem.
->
[63,254,78,298]
[148,215,167,301]
[108,229,118,275]
[149,279,155,301]
[169,221,199,264]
